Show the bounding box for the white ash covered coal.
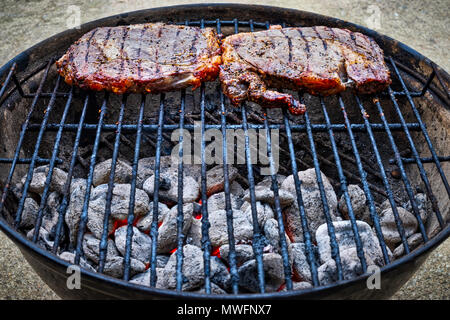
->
[392,233,424,258]
[207,209,253,248]
[135,201,169,233]
[338,184,372,225]
[15,158,431,294]
[289,243,312,283]
[207,191,242,214]
[315,220,387,284]
[378,199,419,249]
[241,201,275,229]
[114,226,152,263]
[243,175,295,207]
[281,168,339,243]
[92,159,132,187]
[21,165,68,194]
[203,165,238,196]
[156,203,193,253]
[81,233,146,277]
[238,252,285,292]
[316,220,387,266]
[143,168,199,203]
[86,183,150,239]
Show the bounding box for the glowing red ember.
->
[211,246,221,258]
[194,213,202,220]
[108,216,141,237]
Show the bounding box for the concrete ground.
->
[0,0,448,300]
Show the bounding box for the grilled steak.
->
[56,23,222,94]
[220,25,391,114]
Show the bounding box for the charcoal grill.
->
[0,4,449,299]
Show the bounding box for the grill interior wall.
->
[395,72,450,237]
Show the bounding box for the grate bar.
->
[217,18,239,295]
[11,74,25,97]
[174,19,192,291]
[197,15,212,295]
[0,157,63,165]
[52,94,90,252]
[23,89,426,99]
[354,95,411,254]
[219,89,240,294]
[337,96,391,264]
[0,17,448,297]
[27,122,422,133]
[123,94,146,281]
[14,76,61,228]
[241,104,266,293]
[235,18,266,293]
[98,94,127,273]
[175,89,186,291]
[228,106,393,201]
[199,83,213,294]
[419,69,436,97]
[32,85,73,243]
[262,107,294,290]
[372,96,429,243]
[181,19,269,27]
[389,156,450,164]
[302,95,344,281]
[74,93,108,265]
[252,19,294,291]
[23,92,71,98]
[149,94,165,286]
[282,109,320,285]
[320,97,368,273]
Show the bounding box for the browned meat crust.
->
[220,25,391,114]
[56,23,222,94]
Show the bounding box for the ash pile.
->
[14,156,432,294]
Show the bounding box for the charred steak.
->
[56,23,222,94]
[220,25,391,114]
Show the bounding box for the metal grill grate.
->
[0,18,449,295]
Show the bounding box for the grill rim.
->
[0,3,449,299]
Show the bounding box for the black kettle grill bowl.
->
[0,4,449,299]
